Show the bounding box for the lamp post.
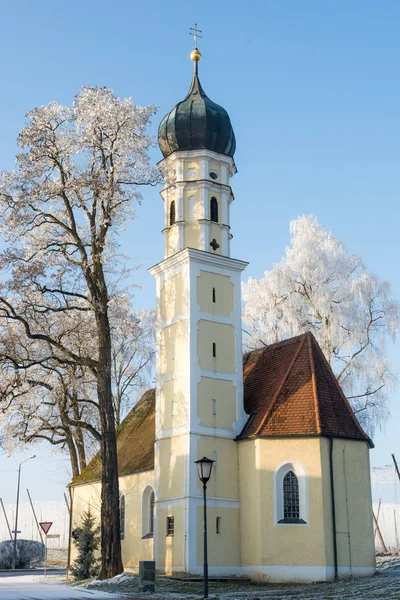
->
[12,455,36,569]
[195,456,214,599]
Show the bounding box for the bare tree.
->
[0,88,159,577]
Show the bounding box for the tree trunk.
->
[65,429,80,480]
[72,402,87,472]
[96,307,123,579]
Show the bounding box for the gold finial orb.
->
[190,48,202,62]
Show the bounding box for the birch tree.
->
[242,215,399,431]
[0,87,158,578]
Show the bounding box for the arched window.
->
[283,471,300,520]
[149,491,155,535]
[142,485,155,538]
[210,197,218,223]
[119,495,126,540]
[169,201,176,226]
[275,461,308,525]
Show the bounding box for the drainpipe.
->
[329,436,338,581]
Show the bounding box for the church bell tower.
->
[150,38,247,575]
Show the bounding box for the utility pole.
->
[391,454,400,482]
[26,489,44,544]
[0,498,12,540]
[12,456,36,569]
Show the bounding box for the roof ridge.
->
[309,334,372,445]
[254,334,308,436]
[243,333,308,360]
[307,332,322,434]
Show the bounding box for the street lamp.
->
[195,456,214,599]
[12,455,36,569]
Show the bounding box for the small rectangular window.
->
[166,516,174,536]
[216,517,221,535]
[212,342,216,358]
[213,451,217,467]
[171,400,174,417]
[171,343,175,360]
[212,287,216,303]
[212,399,217,415]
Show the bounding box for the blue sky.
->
[0,0,399,504]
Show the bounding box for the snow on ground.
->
[0,573,121,600]
[2,557,400,600]
[80,555,400,599]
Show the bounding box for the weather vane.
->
[189,23,203,49]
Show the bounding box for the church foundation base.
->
[157,565,375,583]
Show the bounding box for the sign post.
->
[39,522,53,576]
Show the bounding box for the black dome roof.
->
[158,61,236,159]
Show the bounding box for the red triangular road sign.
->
[39,521,53,534]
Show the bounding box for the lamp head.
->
[195,456,214,485]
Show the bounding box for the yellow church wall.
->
[160,320,185,375]
[70,469,155,572]
[197,271,234,317]
[196,506,240,567]
[119,471,155,569]
[185,223,200,249]
[184,160,200,179]
[184,190,199,221]
[238,440,262,567]
[160,377,186,430]
[208,161,220,179]
[197,320,236,373]
[197,376,237,429]
[157,436,186,499]
[210,223,222,254]
[161,272,184,321]
[167,224,179,255]
[239,438,327,568]
[157,505,184,572]
[320,438,376,571]
[197,436,239,499]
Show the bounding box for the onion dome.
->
[158,49,236,159]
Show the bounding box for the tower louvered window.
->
[169,201,176,226]
[283,471,300,520]
[210,197,218,223]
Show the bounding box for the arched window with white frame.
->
[142,485,155,538]
[275,461,308,525]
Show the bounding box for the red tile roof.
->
[71,333,372,487]
[239,332,373,446]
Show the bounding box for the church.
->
[69,43,376,583]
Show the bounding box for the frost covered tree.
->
[0,87,158,578]
[242,215,399,431]
[0,303,154,478]
[111,304,155,426]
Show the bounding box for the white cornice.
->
[158,149,237,177]
[149,247,248,277]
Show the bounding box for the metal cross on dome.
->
[189,23,203,49]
